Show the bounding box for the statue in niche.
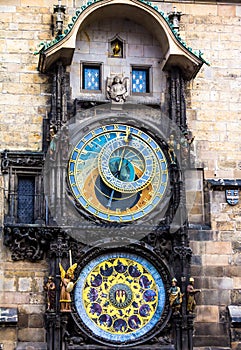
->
[186,277,201,313]
[59,125,69,161]
[59,263,77,312]
[168,277,183,314]
[107,75,129,103]
[113,41,121,56]
[49,125,58,161]
[180,128,195,167]
[44,276,56,312]
[168,134,180,165]
[110,38,123,57]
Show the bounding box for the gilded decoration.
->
[74,252,166,342]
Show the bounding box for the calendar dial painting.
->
[74,252,166,343]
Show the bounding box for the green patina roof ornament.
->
[34,0,209,65]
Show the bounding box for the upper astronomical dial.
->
[68,124,168,223]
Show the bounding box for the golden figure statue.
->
[113,41,121,56]
[59,263,77,312]
[187,277,201,313]
[168,278,183,314]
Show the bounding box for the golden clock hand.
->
[107,147,128,209]
[124,126,131,143]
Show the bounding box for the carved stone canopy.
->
[38,0,204,80]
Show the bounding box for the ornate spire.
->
[53,0,66,35]
[168,6,183,31]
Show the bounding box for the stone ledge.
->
[16,343,47,350]
[66,346,174,350]
[194,348,230,350]
[193,336,230,348]
[189,229,217,241]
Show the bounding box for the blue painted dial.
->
[68,124,168,222]
[98,136,156,193]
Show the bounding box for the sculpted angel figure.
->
[107,75,129,103]
[59,262,77,312]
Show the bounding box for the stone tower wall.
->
[0,1,241,349]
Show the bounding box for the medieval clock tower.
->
[4,0,206,349]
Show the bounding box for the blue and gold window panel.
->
[83,66,100,90]
[132,68,149,93]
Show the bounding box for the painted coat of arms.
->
[225,189,239,206]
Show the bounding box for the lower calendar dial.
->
[74,252,166,342]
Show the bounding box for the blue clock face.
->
[74,252,166,343]
[98,131,156,193]
[68,124,168,222]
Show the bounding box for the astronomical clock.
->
[2,0,204,349]
[67,120,169,224]
[51,112,180,349]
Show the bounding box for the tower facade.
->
[0,1,241,349]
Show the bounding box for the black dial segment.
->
[95,175,140,211]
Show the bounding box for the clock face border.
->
[71,245,171,347]
[67,115,172,225]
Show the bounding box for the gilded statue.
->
[186,277,201,313]
[113,41,121,56]
[168,278,183,314]
[59,263,77,312]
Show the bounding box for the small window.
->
[132,68,150,93]
[82,64,101,91]
[17,176,35,224]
